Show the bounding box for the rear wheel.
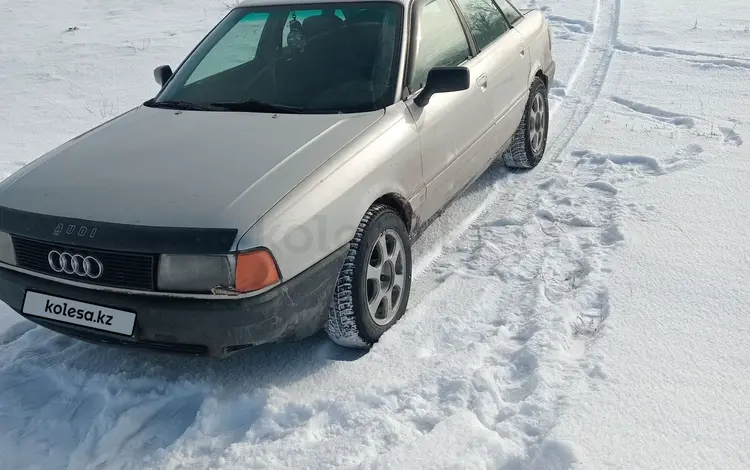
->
[503,77,549,169]
[325,204,412,348]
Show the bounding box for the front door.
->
[404,0,497,221]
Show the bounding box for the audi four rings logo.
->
[47,251,104,279]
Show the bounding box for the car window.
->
[410,0,471,92]
[185,12,269,85]
[282,9,346,47]
[154,3,404,114]
[454,0,510,50]
[497,0,523,24]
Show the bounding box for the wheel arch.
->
[373,192,414,233]
[535,68,548,88]
[529,64,546,89]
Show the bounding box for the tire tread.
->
[325,203,394,348]
[503,77,548,169]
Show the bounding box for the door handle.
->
[477,73,488,90]
[517,43,525,56]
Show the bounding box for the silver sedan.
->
[0,0,555,357]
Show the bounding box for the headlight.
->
[157,254,234,293]
[0,231,16,266]
[157,249,280,294]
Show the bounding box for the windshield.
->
[151,2,404,114]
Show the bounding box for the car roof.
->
[236,0,411,8]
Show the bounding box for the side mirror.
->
[153,65,173,86]
[414,66,470,107]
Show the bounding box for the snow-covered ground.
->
[0,0,748,468]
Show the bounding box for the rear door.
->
[404,0,497,220]
[453,0,531,148]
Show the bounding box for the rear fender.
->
[513,9,552,87]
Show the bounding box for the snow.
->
[548,159,750,468]
[0,307,23,334]
[0,0,748,468]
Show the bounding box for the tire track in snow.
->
[614,40,750,70]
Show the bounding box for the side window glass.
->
[410,0,471,92]
[186,12,269,85]
[454,0,510,49]
[498,0,522,24]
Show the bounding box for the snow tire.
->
[325,204,412,348]
[503,76,549,169]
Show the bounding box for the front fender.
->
[237,103,423,281]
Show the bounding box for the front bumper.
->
[0,245,348,358]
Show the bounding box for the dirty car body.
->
[0,0,555,357]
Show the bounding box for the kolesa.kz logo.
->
[44,298,113,326]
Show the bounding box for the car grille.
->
[12,236,156,291]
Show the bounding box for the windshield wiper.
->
[147,100,218,111]
[209,99,305,114]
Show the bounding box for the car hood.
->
[0,105,383,231]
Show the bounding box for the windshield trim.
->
[146,1,406,115]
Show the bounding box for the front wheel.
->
[503,77,549,169]
[325,204,412,348]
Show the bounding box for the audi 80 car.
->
[0,0,554,357]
